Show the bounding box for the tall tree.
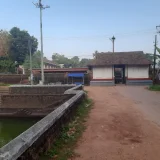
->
[52,53,93,68]
[155,48,160,67]
[52,53,72,67]
[9,27,38,65]
[71,56,79,67]
[0,30,11,56]
[0,30,16,73]
[79,58,91,67]
[93,50,98,59]
[145,53,160,64]
[156,46,160,54]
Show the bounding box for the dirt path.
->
[116,86,160,126]
[73,86,160,160]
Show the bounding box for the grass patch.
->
[0,83,10,86]
[149,85,160,91]
[40,96,93,160]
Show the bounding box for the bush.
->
[149,85,160,91]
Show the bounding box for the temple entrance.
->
[114,65,125,84]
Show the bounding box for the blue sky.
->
[0,0,160,59]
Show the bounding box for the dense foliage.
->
[0,30,11,56]
[0,27,38,73]
[9,27,38,65]
[0,57,16,73]
[23,51,41,69]
[52,53,92,68]
[145,53,160,67]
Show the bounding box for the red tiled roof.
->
[33,68,88,73]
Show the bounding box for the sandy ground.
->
[73,86,160,160]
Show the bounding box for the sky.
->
[0,0,160,59]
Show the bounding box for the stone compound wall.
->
[0,94,72,108]
[0,85,76,117]
[9,85,75,95]
[0,74,28,84]
[0,85,84,160]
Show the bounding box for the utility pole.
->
[153,25,160,84]
[153,35,157,84]
[28,39,33,85]
[156,25,160,34]
[33,0,50,85]
[110,36,116,53]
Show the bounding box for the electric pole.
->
[110,36,116,53]
[28,39,33,85]
[156,25,160,34]
[153,35,157,84]
[33,0,50,85]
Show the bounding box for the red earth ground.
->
[73,86,160,160]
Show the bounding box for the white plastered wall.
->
[128,66,149,78]
[93,67,112,79]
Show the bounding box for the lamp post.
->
[110,36,116,53]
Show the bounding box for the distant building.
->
[43,58,58,69]
[19,65,25,74]
[88,51,152,86]
[59,64,64,68]
[32,68,89,85]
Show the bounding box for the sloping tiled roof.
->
[89,51,151,66]
[43,58,57,66]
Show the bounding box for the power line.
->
[36,29,155,41]
[1,28,155,41]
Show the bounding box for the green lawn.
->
[149,85,160,91]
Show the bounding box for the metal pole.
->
[110,36,115,53]
[40,0,44,84]
[83,76,84,85]
[28,39,33,85]
[113,39,114,53]
[33,0,50,85]
[112,36,115,53]
[153,35,157,84]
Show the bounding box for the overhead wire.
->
[2,28,155,41]
[2,28,156,59]
[40,29,156,41]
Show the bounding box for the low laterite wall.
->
[0,85,85,160]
